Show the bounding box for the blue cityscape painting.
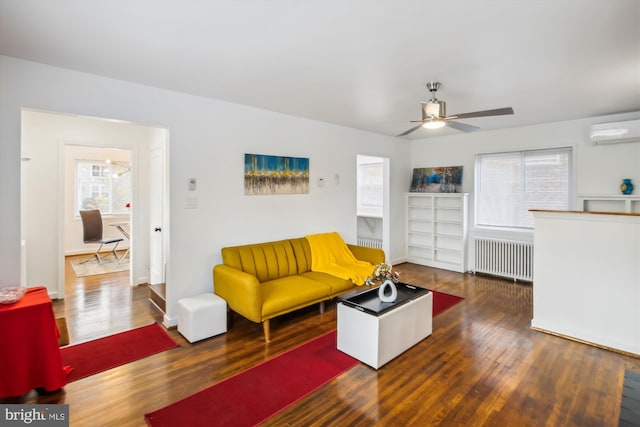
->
[244,153,310,195]
[410,166,463,193]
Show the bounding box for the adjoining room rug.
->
[144,289,463,427]
[62,323,179,383]
[70,257,130,277]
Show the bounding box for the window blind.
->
[475,147,571,229]
[358,162,384,207]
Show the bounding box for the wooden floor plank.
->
[2,257,638,426]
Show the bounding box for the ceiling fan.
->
[398,81,514,137]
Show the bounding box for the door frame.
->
[19,109,169,300]
[356,154,390,258]
[381,156,390,258]
[149,138,169,286]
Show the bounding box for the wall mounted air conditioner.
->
[590,119,640,145]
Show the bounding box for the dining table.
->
[109,221,130,263]
[0,286,67,397]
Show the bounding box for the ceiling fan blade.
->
[447,107,514,120]
[397,124,423,137]
[446,120,480,133]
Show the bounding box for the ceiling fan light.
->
[424,101,441,117]
[422,119,446,130]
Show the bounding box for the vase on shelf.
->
[378,279,398,303]
[621,179,634,195]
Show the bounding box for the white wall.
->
[410,112,640,241]
[532,210,640,355]
[0,55,410,325]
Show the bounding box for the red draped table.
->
[0,286,67,397]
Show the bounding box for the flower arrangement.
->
[366,262,399,286]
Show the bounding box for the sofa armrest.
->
[213,264,263,323]
[347,244,385,265]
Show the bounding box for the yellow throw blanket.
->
[305,232,375,285]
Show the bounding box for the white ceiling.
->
[1,0,639,139]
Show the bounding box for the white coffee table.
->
[337,283,433,369]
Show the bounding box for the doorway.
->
[63,145,133,285]
[356,155,390,258]
[20,109,168,300]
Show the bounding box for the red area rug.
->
[62,323,179,382]
[432,289,464,316]
[144,289,462,427]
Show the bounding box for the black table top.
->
[339,282,430,316]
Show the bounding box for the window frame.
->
[75,159,131,217]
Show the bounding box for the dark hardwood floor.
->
[6,256,636,426]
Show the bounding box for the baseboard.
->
[531,323,640,358]
[162,313,177,328]
[136,275,150,285]
[65,248,130,256]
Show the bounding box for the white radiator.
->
[357,237,382,249]
[474,237,533,282]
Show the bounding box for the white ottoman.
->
[177,293,227,343]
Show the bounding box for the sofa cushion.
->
[289,238,313,274]
[221,239,299,282]
[300,271,355,296]
[261,276,330,318]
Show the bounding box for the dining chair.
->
[79,209,123,264]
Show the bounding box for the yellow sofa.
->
[213,236,385,342]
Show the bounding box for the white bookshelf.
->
[406,193,469,273]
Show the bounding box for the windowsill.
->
[357,213,383,219]
[74,213,131,220]
[473,225,533,234]
[357,207,383,218]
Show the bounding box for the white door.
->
[149,146,165,284]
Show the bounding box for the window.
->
[475,147,571,229]
[357,161,383,216]
[76,160,131,215]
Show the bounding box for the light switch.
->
[185,196,198,209]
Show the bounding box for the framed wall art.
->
[410,166,463,193]
[244,153,309,195]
